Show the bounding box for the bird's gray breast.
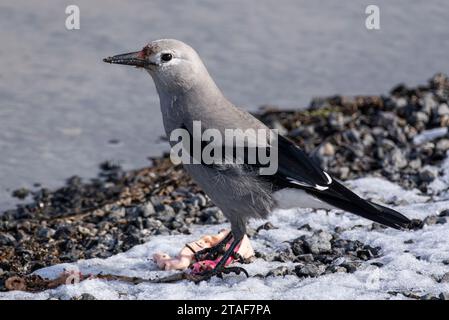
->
[183,163,276,221]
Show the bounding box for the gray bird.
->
[104,39,410,281]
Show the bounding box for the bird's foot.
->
[193,232,233,262]
[187,265,249,283]
[194,241,229,262]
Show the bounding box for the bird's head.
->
[104,39,207,92]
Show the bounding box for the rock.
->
[303,231,332,254]
[266,266,291,277]
[439,292,449,300]
[337,166,350,180]
[440,272,449,283]
[170,201,186,213]
[370,262,384,268]
[12,188,30,199]
[387,149,408,169]
[0,233,16,245]
[328,112,345,130]
[408,158,422,170]
[270,120,288,136]
[318,142,335,157]
[439,209,449,217]
[192,194,208,207]
[141,202,155,217]
[256,222,277,233]
[414,111,429,124]
[377,112,397,127]
[202,207,225,224]
[408,219,424,230]
[143,218,163,230]
[420,293,439,300]
[327,265,347,273]
[436,139,449,152]
[341,262,358,273]
[419,166,438,182]
[291,239,306,256]
[156,205,176,222]
[298,224,312,231]
[36,227,55,239]
[436,217,447,224]
[109,207,126,219]
[274,247,296,263]
[437,103,449,116]
[357,248,375,260]
[390,84,408,97]
[54,226,73,240]
[71,293,97,300]
[295,264,325,278]
[423,215,438,226]
[297,254,314,263]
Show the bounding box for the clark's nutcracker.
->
[104,39,410,281]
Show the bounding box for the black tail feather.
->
[307,180,411,229]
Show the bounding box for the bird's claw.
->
[187,266,249,283]
[194,244,226,262]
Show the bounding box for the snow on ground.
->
[2,160,449,300]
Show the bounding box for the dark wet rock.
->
[290,238,305,256]
[439,272,449,283]
[341,262,358,273]
[419,167,438,182]
[71,293,97,300]
[294,264,325,278]
[303,231,332,255]
[266,266,291,277]
[296,254,314,263]
[420,293,439,300]
[437,104,449,116]
[201,207,226,224]
[440,292,449,300]
[36,227,55,239]
[273,247,296,263]
[256,222,278,233]
[407,219,424,230]
[387,149,408,169]
[327,265,347,273]
[370,262,384,268]
[298,224,312,231]
[109,207,126,219]
[439,209,449,217]
[436,217,447,224]
[423,215,438,226]
[12,188,30,200]
[0,233,16,246]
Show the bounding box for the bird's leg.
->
[193,231,233,262]
[188,235,249,283]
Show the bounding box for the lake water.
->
[1,0,448,210]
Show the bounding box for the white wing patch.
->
[323,171,333,184]
[286,170,333,191]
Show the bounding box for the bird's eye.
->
[161,53,173,62]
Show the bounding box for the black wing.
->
[270,135,332,189]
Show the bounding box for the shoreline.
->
[1,74,449,298]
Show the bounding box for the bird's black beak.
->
[103,50,148,68]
